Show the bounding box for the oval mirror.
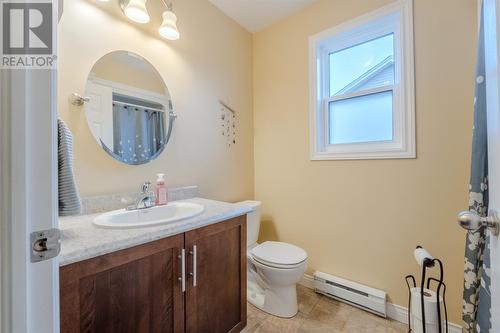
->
[84,51,175,165]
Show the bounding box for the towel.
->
[58,118,81,216]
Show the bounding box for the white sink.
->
[93,202,204,228]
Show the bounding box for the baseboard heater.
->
[313,271,387,318]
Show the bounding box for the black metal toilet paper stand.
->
[405,246,448,333]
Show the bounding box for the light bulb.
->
[159,10,180,40]
[123,0,150,24]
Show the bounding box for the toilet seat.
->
[250,241,307,269]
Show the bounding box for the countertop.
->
[59,197,252,266]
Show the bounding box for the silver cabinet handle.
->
[189,245,197,287]
[458,209,500,236]
[178,249,186,292]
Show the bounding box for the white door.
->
[0,3,60,333]
[0,68,60,333]
[86,82,114,149]
[484,0,500,329]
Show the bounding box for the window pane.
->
[330,34,394,96]
[329,91,393,145]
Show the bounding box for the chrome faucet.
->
[127,181,156,210]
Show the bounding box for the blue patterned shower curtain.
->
[111,104,166,164]
[462,5,491,332]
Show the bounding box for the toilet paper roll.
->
[414,247,434,267]
[410,288,442,324]
[411,316,440,333]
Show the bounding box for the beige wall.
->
[253,0,476,324]
[58,0,254,201]
[91,52,167,94]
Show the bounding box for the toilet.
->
[238,200,308,318]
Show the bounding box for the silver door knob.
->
[458,210,500,235]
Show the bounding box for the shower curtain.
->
[462,5,491,332]
[112,103,166,164]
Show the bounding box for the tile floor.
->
[243,285,408,333]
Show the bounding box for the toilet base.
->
[247,279,299,318]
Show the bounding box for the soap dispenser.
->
[155,173,168,206]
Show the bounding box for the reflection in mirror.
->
[84,51,175,165]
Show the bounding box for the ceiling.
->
[208,0,318,33]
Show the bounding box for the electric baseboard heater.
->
[313,271,387,317]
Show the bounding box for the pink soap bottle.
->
[155,173,168,206]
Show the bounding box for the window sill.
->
[310,148,416,161]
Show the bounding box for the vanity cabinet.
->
[185,216,247,333]
[60,215,247,333]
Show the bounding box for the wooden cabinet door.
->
[185,216,247,333]
[60,234,185,333]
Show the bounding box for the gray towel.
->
[58,118,81,216]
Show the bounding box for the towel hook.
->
[69,93,90,106]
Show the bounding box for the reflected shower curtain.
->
[462,5,491,332]
[112,104,166,164]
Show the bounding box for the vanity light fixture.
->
[120,0,150,24]
[117,0,180,40]
[158,1,180,40]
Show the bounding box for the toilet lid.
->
[251,241,307,267]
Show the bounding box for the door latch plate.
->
[30,228,61,263]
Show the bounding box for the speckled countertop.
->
[59,197,252,266]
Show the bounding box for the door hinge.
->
[30,228,61,263]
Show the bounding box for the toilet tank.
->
[237,200,262,248]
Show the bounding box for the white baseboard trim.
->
[385,302,409,324]
[299,275,462,333]
[299,273,316,289]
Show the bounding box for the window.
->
[309,0,415,160]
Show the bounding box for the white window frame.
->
[309,0,415,160]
